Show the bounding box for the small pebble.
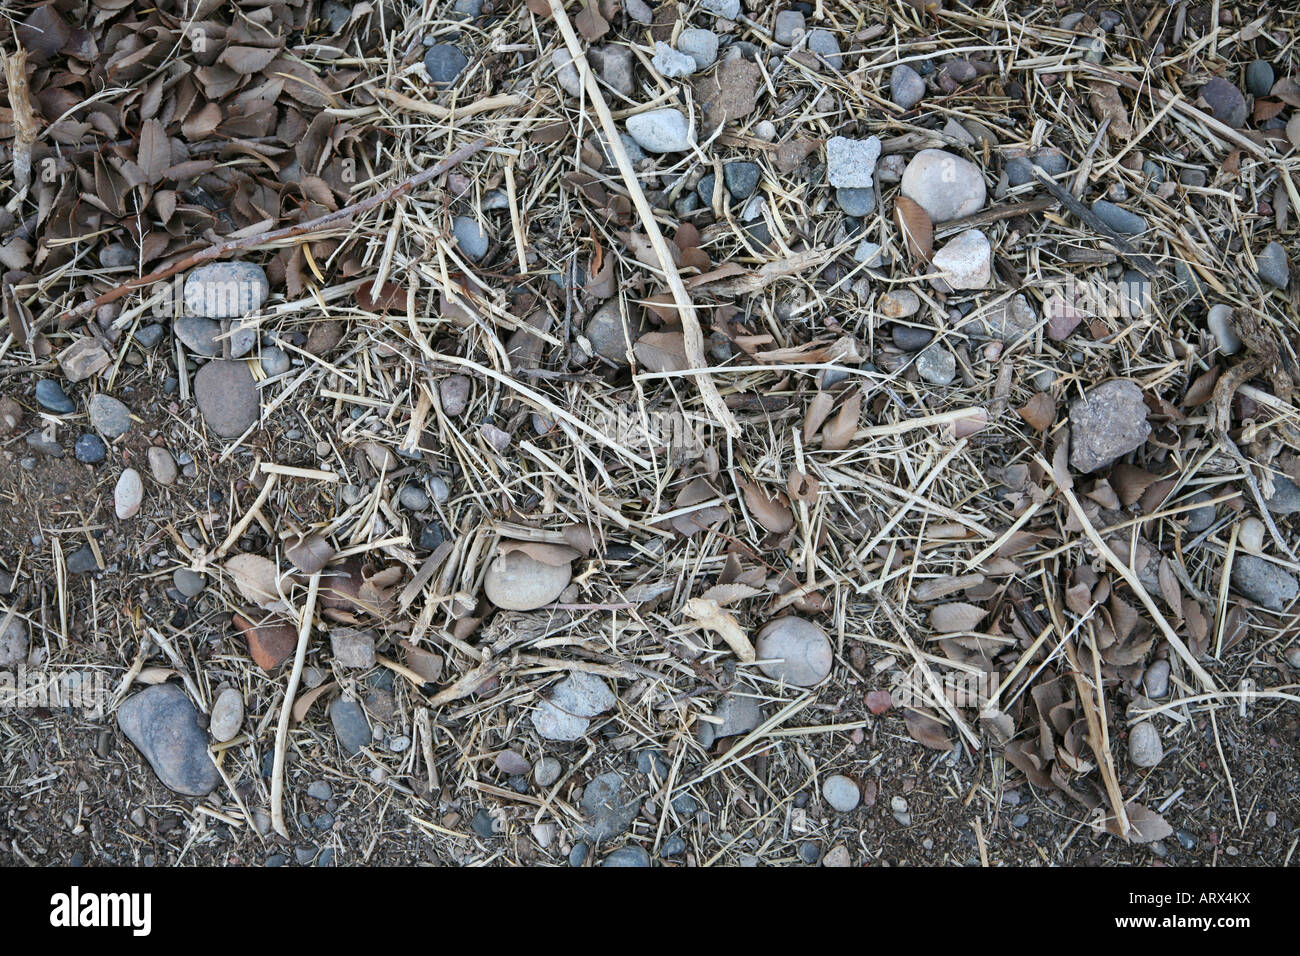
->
[755,616,833,687]
[88,394,131,438]
[826,135,882,189]
[260,347,290,376]
[1207,304,1242,355]
[452,216,489,262]
[915,344,956,385]
[774,10,805,45]
[148,446,178,485]
[822,774,860,812]
[74,434,107,464]
[209,687,244,742]
[626,109,693,153]
[1091,199,1147,235]
[1143,659,1171,698]
[1245,60,1275,97]
[1256,241,1290,289]
[35,380,75,414]
[677,29,719,70]
[534,756,562,787]
[398,483,429,510]
[901,149,986,222]
[114,468,143,519]
[652,41,696,79]
[184,262,269,319]
[425,44,468,86]
[1129,721,1164,767]
[930,229,992,289]
[173,568,206,597]
[890,64,926,109]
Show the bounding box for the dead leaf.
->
[292,681,338,723]
[821,390,861,451]
[219,45,281,75]
[739,479,794,534]
[929,602,987,633]
[574,1,610,40]
[225,553,284,609]
[496,540,581,566]
[893,196,933,262]
[1016,391,1055,432]
[904,708,954,750]
[633,331,689,372]
[136,118,170,184]
[699,582,763,606]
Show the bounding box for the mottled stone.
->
[184,262,269,319]
[1068,379,1151,473]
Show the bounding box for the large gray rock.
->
[1265,475,1300,515]
[117,684,220,796]
[1230,554,1298,611]
[1068,380,1151,473]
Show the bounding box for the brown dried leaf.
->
[1016,391,1055,432]
[739,478,794,534]
[633,331,689,372]
[929,602,986,633]
[699,582,763,606]
[219,45,281,75]
[136,118,170,184]
[904,708,953,750]
[574,1,610,40]
[820,390,861,451]
[225,553,284,609]
[496,540,581,566]
[893,196,933,262]
[1184,365,1220,406]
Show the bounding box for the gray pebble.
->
[117,684,220,795]
[148,446,178,485]
[774,10,805,45]
[1068,379,1151,473]
[26,432,63,458]
[661,834,687,857]
[699,0,739,18]
[194,360,259,438]
[260,347,290,376]
[74,434,107,464]
[1265,475,1300,515]
[1207,304,1242,355]
[893,325,933,351]
[534,756,562,787]
[184,262,269,319]
[826,135,882,189]
[1142,659,1171,698]
[398,483,429,510]
[1129,721,1164,767]
[652,41,696,78]
[209,687,244,742]
[1246,60,1275,97]
[173,568,206,597]
[678,29,718,70]
[724,161,761,200]
[66,546,100,574]
[626,108,693,153]
[452,216,489,262]
[806,29,841,69]
[330,697,371,756]
[890,64,925,109]
[1256,241,1290,289]
[915,344,956,385]
[602,846,651,867]
[88,394,131,439]
[307,780,333,801]
[424,44,468,86]
[580,771,641,843]
[1230,554,1298,611]
[822,774,860,812]
[1091,199,1147,235]
[1199,77,1248,129]
[134,324,165,348]
[836,187,875,217]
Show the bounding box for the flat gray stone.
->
[194,360,259,438]
[915,344,956,385]
[755,617,833,687]
[1092,199,1147,236]
[1257,241,1290,289]
[678,29,719,69]
[699,0,739,18]
[890,64,925,109]
[603,846,651,866]
[1207,304,1242,355]
[184,262,269,319]
[330,696,370,755]
[209,687,244,742]
[1129,721,1163,767]
[586,300,640,365]
[117,684,220,796]
[1265,475,1300,515]
[1246,60,1275,97]
[452,216,489,262]
[173,568,206,597]
[823,774,860,812]
[697,683,763,748]
[1199,77,1247,129]
[806,29,841,68]
[0,615,28,668]
[774,10,805,45]
[424,44,468,85]
[1068,379,1151,473]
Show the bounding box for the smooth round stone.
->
[117,684,220,796]
[134,323,165,348]
[534,756,562,787]
[483,550,572,610]
[836,187,875,217]
[879,290,921,318]
[1238,516,1265,553]
[1091,199,1147,235]
[452,216,489,261]
[1129,721,1164,767]
[398,483,429,510]
[114,468,143,519]
[755,616,833,687]
[602,846,651,867]
[260,347,290,376]
[35,379,75,413]
[890,64,925,109]
[173,568,206,597]
[1198,77,1247,129]
[88,394,131,438]
[892,325,933,351]
[625,108,693,153]
[147,446,178,485]
[194,360,259,438]
[209,687,244,742]
[806,28,841,68]
[1256,241,1290,289]
[1245,60,1274,97]
[900,149,986,222]
[1206,304,1241,354]
[1142,659,1170,698]
[424,44,468,85]
[822,774,860,812]
[74,433,107,464]
[184,262,269,319]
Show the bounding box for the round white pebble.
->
[823,774,860,812]
[755,616,833,687]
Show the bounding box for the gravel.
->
[915,344,956,385]
[194,360,259,438]
[114,468,143,519]
[118,684,221,795]
[74,434,107,464]
[1207,304,1242,354]
[1067,379,1152,473]
[652,41,696,78]
[36,380,75,414]
[930,229,992,289]
[822,774,860,812]
[209,687,244,742]
[1091,199,1148,235]
[1230,554,1299,611]
[1256,241,1290,289]
[452,216,489,261]
[677,29,719,69]
[1129,721,1164,767]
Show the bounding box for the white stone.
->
[930,229,991,289]
[114,468,143,519]
[826,135,882,188]
[652,41,697,78]
[626,109,693,153]
[755,617,833,687]
[900,149,987,222]
[209,687,244,742]
[483,549,572,610]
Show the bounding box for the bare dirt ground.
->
[2,0,1299,868]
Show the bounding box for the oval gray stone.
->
[184,262,269,319]
[89,394,132,438]
[114,468,143,519]
[823,774,860,812]
[1230,554,1299,611]
[209,687,244,742]
[117,684,221,796]
[1129,721,1164,768]
[483,550,571,610]
[148,446,178,485]
[194,360,259,438]
[900,149,986,222]
[625,109,693,153]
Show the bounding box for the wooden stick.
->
[271,571,321,839]
[547,0,741,438]
[58,138,489,326]
[1032,167,1159,277]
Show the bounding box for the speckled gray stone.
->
[1128,721,1164,767]
[1230,554,1298,611]
[890,64,925,109]
[626,109,693,153]
[194,360,259,438]
[901,149,986,222]
[826,136,882,189]
[88,394,131,439]
[1256,241,1290,289]
[1067,379,1151,473]
[755,617,833,687]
